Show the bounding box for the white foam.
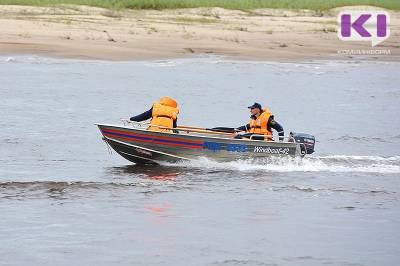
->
[144,60,180,67]
[5,57,16,63]
[316,155,400,162]
[161,155,400,174]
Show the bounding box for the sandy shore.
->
[0,5,399,61]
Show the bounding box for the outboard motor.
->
[290,132,315,154]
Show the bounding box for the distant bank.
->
[0,3,398,61]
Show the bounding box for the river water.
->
[0,56,399,266]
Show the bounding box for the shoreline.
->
[1,52,400,64]
[0,5,399,62]
[3,54,400,67]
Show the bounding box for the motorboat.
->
[96,121,315,165]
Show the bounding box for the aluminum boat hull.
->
[97,124,304,164]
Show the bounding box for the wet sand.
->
[0,5,399,61]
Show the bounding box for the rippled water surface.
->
[1,56,399,266]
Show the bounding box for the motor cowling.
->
[290,132,315,154]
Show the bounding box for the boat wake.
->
[161,155,400,174]
[1,155,398,200]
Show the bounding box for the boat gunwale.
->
[95,123,299,146]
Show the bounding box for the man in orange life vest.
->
[235,102,284,141]
[129,97,179,132]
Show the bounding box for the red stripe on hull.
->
[103,133,203,149]
[103,128,203,145]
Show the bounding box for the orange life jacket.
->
[248,108,272,138]
[148,102,179,132]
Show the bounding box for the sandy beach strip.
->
[0,5,399,61]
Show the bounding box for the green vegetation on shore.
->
[0,0,398,10]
